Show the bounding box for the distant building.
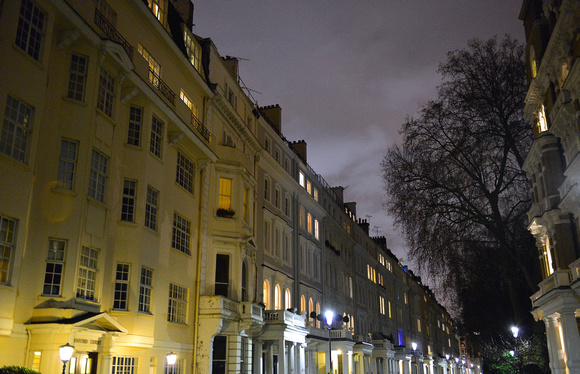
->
[520,0,580,372]
[0,1,465,374]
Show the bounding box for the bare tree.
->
[382,36,539,322]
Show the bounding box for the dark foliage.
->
[382,35,546,364]
[0,367,42,374]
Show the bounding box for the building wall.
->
[0,1,463,374]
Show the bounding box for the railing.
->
[353,334,372,344]
[263,309,306,326]
[570,258,580,281]
[148,67,175,105]
[239,302,263,321]
[531,269,573,303]
[191,114,212,142]
[94,9,133,59]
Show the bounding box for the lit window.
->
[307,213,313,234]
[121,179,136,222]
[299,171,305,187]
[57,139,78,190]
[150,115,164,158]
[263,280,270,309]
[183,27,201,72]
[147,0,166,24]
[388,301,392,318]
[380,296,385,314]
[43,239,66,296]
[314,219,319,240]
[218,178,232,210]
[299,207,305,228]
[306,180,312,195]
[127,106,143,146]
[417,318,421,332]
[113,263,130,310]
[529,45,537,79]
[176,151,194,193]
[97,68,115,117]
[313,188,318,202]
[145,186,159,231]
[168,283,188,324]
[541,235,555,278]
[67,53,88,101]
[88,149,108,203]
[76,246,99,301]
[32,352,41,372]
[274,284,281,309]
[138,44,162,88]
[15,0,46,61]
[285,288,291,309]
[139,266,153,313]
[172,212,191,255]
[1,96,33,163]
[112,357,135,374]
[179,89,198,119]
[537,104,548,133]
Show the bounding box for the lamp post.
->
[166,352,177,366]
[511,326,519,339]
[325,310,334,374]
[59,343,75,374]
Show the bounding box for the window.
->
[274,228,280,258]
[147,0,166,24]
[241,261,248,302]
[0,216,16,284]
[243,188,249,222]
[145,186,159,231]
[212,336,227,374]
[307,213,312,234]
[96,0,117,25]
[168,283,187,324]
[176,151,194,193]
[308,298,313,322]
[218,178,232,209]
[314,219,319,240]
[150,115,164,158]
[88,149,109,203]
[274,284,281,309]
[299,207,305,229]
[43,239,66,296]
[316,302,321,328]
[127,106,143,146]
[182,28,201,72]
[139,266,153,313]
[388,301,392,318]
[263,280,270,309]
[76,246,99,301]
[57,139,78,190]
[537,104,548,133]
[285,288,291,309]
[112,357,135,374]
[284,196,290,216]
[299,171,305,187]
[179,89,198,118]
[15,0,46,61]
[97,68,116,117]
[283,234,290,263]
[313,188,319,202]
[264,221,270,253]
[380,296,386,314]
[1,96,33,163]
[31,352,41,372]
[417,318,421,332]
[306,180,312,195]
[301,295,306,314]
[121,179,137,222]
[172,212,191,255]
[113,263,130,310]
[264,177,270,201]
[214,254,229,297]
[275,188,280,208]
[67,53,88,101]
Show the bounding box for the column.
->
[559,310,580,373]
[279,339,287,374]
[299,344,305,374]
[253,340,263,374]
[289,343,295,374]
[545,316,567,374]
[267,343,274,374]
[97,334,115,374]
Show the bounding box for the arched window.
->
[263,280,270,309]
[241,261,248,302]
[301,295,306,314]
[308,298,314,323]
[274,284,281,309]
[285,288,291,309]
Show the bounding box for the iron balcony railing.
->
[94,9,133,59]
[148,67,175,105]
[191,114,212,142]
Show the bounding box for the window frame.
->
[67,53,89,102]
[168,282,188,324]
[76,246,99,301]
[176,151,194,193]
[145,185,159,231]
[97,67,116,117]
[57,139,78,191]
[171,212,191,255]
[15,0,46,61]
[121,179,137,222]
[139,266,153,313]
[88,149,109,203]
[1,96,33,163]
[42,238,66,296]
[113,263,130,310]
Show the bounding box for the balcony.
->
[239,302,263,323]
[191,114,212,142]
[531,269,573,304]
[264,309,306,327]
[94,9,133,59]
[148,67,175,105]
[199,295,238,320]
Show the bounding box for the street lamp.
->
[59,343,75,374]
[166,352,177,366]
[325,310,334,374]
[446,354,450,360]
[411,342,417,352]
[511,326,519,339]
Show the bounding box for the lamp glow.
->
[455,358,459,363]
[511,326,519,338]
[325,310,334,326]
[509,350,515,357]
[166,352,177,366]
[411,342,417,351]
[59,343,75,374]
[445,354,449,360]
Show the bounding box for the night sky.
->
[192,1,525,265]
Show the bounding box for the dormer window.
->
[147,0,166,24]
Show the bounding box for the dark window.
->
[214,254,229,297]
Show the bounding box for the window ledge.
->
[62,97,88,107]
